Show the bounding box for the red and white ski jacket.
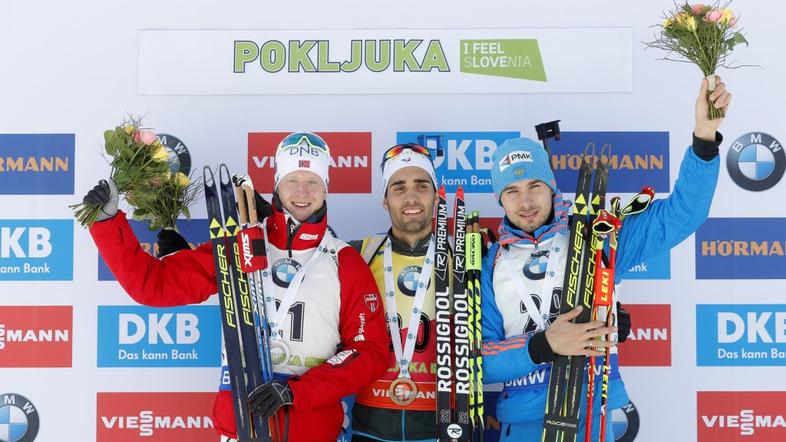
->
[91,208,388,441]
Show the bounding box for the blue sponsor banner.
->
[0,219,73,280]
[97,305,222,367]
[622,251,670,280]
[0,134,75,194]
[695,218,786,280]
[396,131,521,193]
[550,132,670,194]
[98,218,209,281]
[696,304,786,366]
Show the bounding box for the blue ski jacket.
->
[481,144,720,428]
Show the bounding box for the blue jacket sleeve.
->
[615,146,720,281]
[480,244,540,384]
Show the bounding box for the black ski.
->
[204,165,268,442]
[561,148,608,441]
[204,166,255,441]
[542,147,594,441]
[217,165,272,442]
[451,187,471,441]
[435,185,454,441]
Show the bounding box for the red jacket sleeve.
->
[89,211,217,307]
[287,246,390,411]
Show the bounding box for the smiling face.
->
[382,166,437,245]
[499,178,554,233]
[275,170,326,222]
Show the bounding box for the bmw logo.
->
[157,133,192,176]
[523,250,550,280]
[272,258,302,288]
[0,393,40,442]
[397,266,425,297]
[612,400,640,442]
[727,132,785,191]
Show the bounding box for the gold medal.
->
[388,377,418,406]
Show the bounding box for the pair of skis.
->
[435,186,484,442]
[203,164,281,442]
[542,144,609,442]
[540,139,655,441]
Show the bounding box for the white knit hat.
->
[274,132,331,191]
[381,144,437,193]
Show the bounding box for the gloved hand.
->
[617,301,631,343]
[248,380,294,419]
[156,228,190,258]
[83,179,119,222]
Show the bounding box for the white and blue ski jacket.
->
[481,142,720,435]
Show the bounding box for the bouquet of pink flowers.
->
[71,118,200,230]
[645,2,748,119]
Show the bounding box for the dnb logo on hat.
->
[157,134,191,175]
[0,393,39,442]
[727,132,785,191]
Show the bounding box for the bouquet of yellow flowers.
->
[71,118,200,230]
[645,1,748,119]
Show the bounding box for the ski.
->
[542,145,594,441]
[435,185,454,441]
[560,148,608,441]
[216,166,273,442]
[204,165,263,441]
[451,187,471,441]
[466,211,484,441]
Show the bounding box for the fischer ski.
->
[542,144,595,441]
[203,165,268,442]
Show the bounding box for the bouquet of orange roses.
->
[646,2,748,119]
[71,118,200,230]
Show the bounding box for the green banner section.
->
[460,39,546,81]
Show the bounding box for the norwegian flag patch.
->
[364,293,379,313]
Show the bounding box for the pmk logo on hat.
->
[498,151,534,172]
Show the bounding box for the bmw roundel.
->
[727,132,785,191]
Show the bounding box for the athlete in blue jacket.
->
[481,77,732,441]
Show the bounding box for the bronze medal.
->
[388,377,418,406]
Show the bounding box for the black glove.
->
[617,301,631,343]
[83,179,119,221]
[248,380,294,419]
[255,191,274,221]
[156,229,190,258]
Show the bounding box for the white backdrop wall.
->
[1,1,784,441]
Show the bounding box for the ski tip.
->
[438,185,446,198]
[456,186,464,199]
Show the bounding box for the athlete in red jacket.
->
[83,132,388,441]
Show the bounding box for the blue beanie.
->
[491,137,557,204]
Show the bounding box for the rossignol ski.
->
[435,185,454,441]
[452,187,471,441]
